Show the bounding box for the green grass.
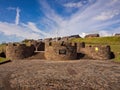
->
[0,57,9,63]
[72,36,120,45]
[110,45,120,62]
[71,36,120,62]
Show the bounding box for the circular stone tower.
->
[45,41,77,60]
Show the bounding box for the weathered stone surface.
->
[0,60,120,90]
[6,43,35,60]
[31,41,45,51]
[77,43,111,60]
[45,41,77,60]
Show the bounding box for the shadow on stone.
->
[110,52,115,59]
[77,53,85,59]
[0,52,6,58]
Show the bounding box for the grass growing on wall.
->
[0,44,6,53]
[71,36,120,62]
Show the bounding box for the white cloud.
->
[63,2,83,8]
[0,22,41,39]
[93,10,119,21]
[39,0,120,37]
[7,7,21,25]
[99,30,112,36]
[1,0,120,42]
[15,7,20,25]
[7,7,16,10]
[0,6,49,41]
[27,22,50,37]
[0,21,52,40]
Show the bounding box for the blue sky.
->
[0,0,120,43]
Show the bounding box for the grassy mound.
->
[71,36,120,62]
[72,36,120,45]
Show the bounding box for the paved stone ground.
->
[0,60,120,90]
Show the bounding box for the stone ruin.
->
[45,41,77,60]
[6,43,35,60]
[5,41,112,60]
[114,33,120,36]
[77,42,111,60]
[4,34,113,60]
[31,41,45,51]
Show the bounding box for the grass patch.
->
[0,57,9,63]
[72,36,120,45]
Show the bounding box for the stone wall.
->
[44,38,52,42]
[6,43,35,60]
[115,33,120,36]
[85,34,100,38]
[30,41,45,51]
[45,41,77,60]
[77,43,111,60]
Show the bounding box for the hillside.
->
[71,36,120,62]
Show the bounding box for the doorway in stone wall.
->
[0,52,6,58]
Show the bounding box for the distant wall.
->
[85,34,100,38]
[6,43,35,60]
[45,41,77,60]
[115,33,120,36]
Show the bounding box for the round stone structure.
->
[6,43,35,60]
[45,41,77,60]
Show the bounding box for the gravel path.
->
[0,60,120,90]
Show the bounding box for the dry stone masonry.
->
[4,34,113,60]
[45,41,77,60]
[6,43,35,60]
[77,43,111,60]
